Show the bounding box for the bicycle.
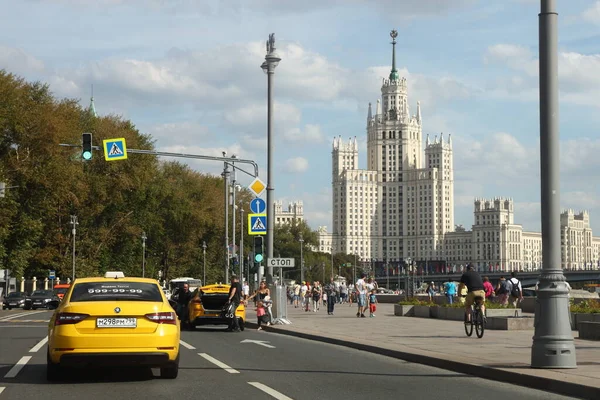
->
[464,295,485,338]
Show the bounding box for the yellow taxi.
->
[46,272,180,381]
[187,283,245,330]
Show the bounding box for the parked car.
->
[187,284,246,331]
[24,290,60,310]
[2,292,28,310]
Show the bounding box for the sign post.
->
[49,270,56,289]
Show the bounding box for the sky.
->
[1,0,600,234]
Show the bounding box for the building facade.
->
[322,30,600,273]
[274,200,304,226]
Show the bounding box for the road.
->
[0,309,579,400]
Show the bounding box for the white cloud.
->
[284,157,309,173]
[283,124,324,143]
[0,45,45,74]
[483,44,600,107]
[582,1,600,24]
[147,121,211,144]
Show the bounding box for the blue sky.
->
[2,0,600,233]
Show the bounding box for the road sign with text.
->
[267,258,295,268]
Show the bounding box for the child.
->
[256,301,270,330]
[368,289,378,317]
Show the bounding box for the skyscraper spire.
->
[367,102,372,120]
[88,84,97,118]
[389,29,399,81]
[416,101,421,123]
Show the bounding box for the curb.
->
[245,322,598,400]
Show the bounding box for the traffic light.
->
[254,236,264,263]
[82,132,93,160]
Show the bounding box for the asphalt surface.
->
[0,309,582,399]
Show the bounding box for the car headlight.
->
[44,298,51,302]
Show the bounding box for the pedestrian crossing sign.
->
[103,138,128,161]
[248,213,267,235]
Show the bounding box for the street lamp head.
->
[142,231,147,241]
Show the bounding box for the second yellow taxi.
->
[187,283,246,330]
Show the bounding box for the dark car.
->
[2,292,28,310]
[24,290,60,310]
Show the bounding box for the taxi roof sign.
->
[104,271,125,279]
[248,177,266,197]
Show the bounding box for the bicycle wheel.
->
[464,311,473,337]
[475,309,485,338]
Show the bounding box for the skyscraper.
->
[331,30,454,274]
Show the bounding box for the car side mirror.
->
[168,299,177,310]
[47,300,60,310]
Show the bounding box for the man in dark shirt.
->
[175,283,193,322]
[226,275,242,332]
[460,264,486,323]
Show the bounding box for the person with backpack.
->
[495,276,510,306]
[507,272,523,308]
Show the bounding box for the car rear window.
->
[69,281,163,302]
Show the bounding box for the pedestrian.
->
[255,300,270,330]
[355,273,367,318]
[444,281,456,305]
[226,275,242,332]
[368,289,378,317]
[324,277,337,315]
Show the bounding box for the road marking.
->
[198,353,239,374]
[241,339,275,348]
[29,336,48,353]
[248,382,294,400]
[0,311,47,321]
[179,340,195,350]
[0,387,5,395]
[4,356,32,378]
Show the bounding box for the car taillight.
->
[145,312,177,324]
[55,313,89,325]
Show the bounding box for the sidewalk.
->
[256,302,600,399]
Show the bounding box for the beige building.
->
[274,200,304,226]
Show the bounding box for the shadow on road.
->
[0,363,157,384]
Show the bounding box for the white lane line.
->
[0,312,28,321]
[179,340,195,350]
[248,382,294,400]
[1,311,47,321]
[29,336,48,353]
[4,356,32,378]
[0,387,5,395]
[198,353,239,374]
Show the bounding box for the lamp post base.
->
[531,275,577,369]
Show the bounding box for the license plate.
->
[34,301,42,304]
[96,317,137,328]
[9,303,17,306]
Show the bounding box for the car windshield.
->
[7,292,24,298]
[69,281,163,302]
[54,288,68,294]
[32,290,52,296]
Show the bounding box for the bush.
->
[570,300,600,314]
[397,298,428,306]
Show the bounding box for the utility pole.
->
[531,0,577,369]
[231,162,237,278]
[240,205,244,280]
[222,157,230,283]
[142,231,147,278]
[261,33,281,285]
[299,234,304,283]
[202,241,207,286]
[70,215,78,281]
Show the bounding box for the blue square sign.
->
[248,214,267,235]
[103,138,128,161]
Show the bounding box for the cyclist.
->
[460,264,486,323]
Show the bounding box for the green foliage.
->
[397,298,428,305]
[570,300,600,314]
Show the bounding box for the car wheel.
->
[160,353,179,379]
[238,318,245,331]
[7,307,11,310]
[32,307,37,310]
[46,351,62,382]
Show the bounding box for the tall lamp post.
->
[202,241,207,286]
[70,215,78,281]
[261,33,281,284]
[531,0,576,368]
[239,201,244,281]
[299,234,304,283]
[141,231,147,278]
[222,155,230,283]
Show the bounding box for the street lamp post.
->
[202,241,207,286]
[142,231,147,278]
[299,235,304,283]
[70,215,78,281]
[222,158,230,283]
[239,203,244,280]
[531,0,576,369]
[261,33,281,285]
[231,162,237,276]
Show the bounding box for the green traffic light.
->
[82,151,93,160]
[255,254,263,262]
